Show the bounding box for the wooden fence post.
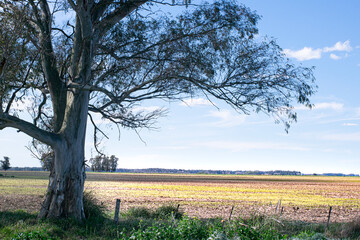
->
[114,199,121,224]
[275,200,281,214]
[327,206,332,228]
[229,206,234,221]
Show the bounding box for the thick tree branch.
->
[34,0,67,132]
[91,0,113,23]
[94,0,148,39]
[0,113,60,147]
[67,0,76,10]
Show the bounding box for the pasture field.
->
[1,171,360,223]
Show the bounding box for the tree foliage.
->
[0,0,315,137]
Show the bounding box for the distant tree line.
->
[89,155,118,172]
[5,165,359,177]
[116,168,304,176]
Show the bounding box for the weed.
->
[339,218,360,239]
[10,230,51,240]
[289,231,327,240]
[153,204,183,220]
[83,191,107,221]
[126,206,152,219]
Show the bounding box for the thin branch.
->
[52,27,73,40]
[88,113,109,140]
[5,52,39,113]
[34,90,48,126]
[88,113,108,156]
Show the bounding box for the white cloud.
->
[283,47,322,61]
[314,102,344,111]
[197,141,309,152]
[180,98,212,107]
[322,133,360,141]
[357,64,360,67]
[208,110,246,127]
[323,40,352,52]
[330,53,341,60]
[284,41,353,61]
[343,123,359,126]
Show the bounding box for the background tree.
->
[109,155,118,172]
[0,0,316,220]
[102,155,110,172]
[1,156,11,172]
[89,155,102,172]
[89,154,118,172]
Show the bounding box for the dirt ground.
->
[1,187,359,223]
[96,195,360,223]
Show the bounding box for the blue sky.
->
[1,0,360,174]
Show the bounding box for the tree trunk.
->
[38,142,86,220]
[38,90,89,221]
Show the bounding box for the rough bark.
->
[38,141,86,220]
[38,90,89,220]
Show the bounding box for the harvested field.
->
[1,171,360,222]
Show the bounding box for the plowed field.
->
[1,171,359,222]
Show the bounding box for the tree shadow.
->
[0,210,37,227]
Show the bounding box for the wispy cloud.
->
[343,123,359,126]
[284,40,353,61]
[180,98,212,107]
[296,102,343,111]
[283,47,322,61]
[207,110,246,127]
[314,102,344,111]
[322,133,360,141]
[197,141,309,152]
[132,106,162,113]
[323,40,352,52]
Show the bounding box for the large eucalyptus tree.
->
[0,0,315,220]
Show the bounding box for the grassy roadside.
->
[1,206,360,239]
